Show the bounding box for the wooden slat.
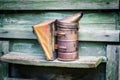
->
[78,30,120,42]
[106,45,119,80]
[9,40,105,57]
[1,12,116,30]
[4,77,35,80]
[117,12,120,30]
[0,52,107,68]
[0,29,119,42]
[2,23,116,31]
[0,0,119,10]
[1,12,116,24]
[0,41,9,80]
[118,46,120,80]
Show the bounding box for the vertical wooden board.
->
[117,45,120,80]
[106,45,118,80]
[9,40,106,57]
[1,12,116,31]
[0,41,9,80]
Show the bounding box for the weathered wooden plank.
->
[11,63,106,80]
[2,41,9,54]
[78,30,120,42]
[117,12,120,30]
[117,45,120,80]
[0,29,119,42]
[0,41,9,80]
[1,12,116,31]
[79,42,106,56]
[9,40,44,56]
[0,0,119,10]
[9,40,106,57]
[1,12,116,25]
[106,45,119,80]
[2,24,116,31]
[0,52,107,68]
[4,77,35,80]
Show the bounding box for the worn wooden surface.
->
[8,40,106,57]
[117,12,120,30]
[0,29,119,42]
[0,12,118,42]
[0,3,119,80]
[118,46,120,80]
[0,0,119,10]
[0,41,9,80]
[106,45,119,80]
[4,77,35,80]
[0,52,107,68]
[0,52,106,68]
[0,12,116,29]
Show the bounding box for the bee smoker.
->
[55,12,83,61]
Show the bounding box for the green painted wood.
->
[118,46,120,80]
[0,52,107,68]
[0,29,119,42]
[79,42,106,56]
[106,45,119,80]
[9,40,106,57]
[1,12,116,25]
[117,12,120,30]
[0,41,3,80]
[0,41,9,80]
[1,23,116,31]
[4,77,35,80]
[0,0,119,10]
[78,30,119,42]
[10,64,106,80]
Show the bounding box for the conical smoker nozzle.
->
[59,12,83,23]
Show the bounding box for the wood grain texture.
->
[1,12,116,31]
[117,12,120,30]
[0,29,119,42]
[0,0,119,10]
[0,41,9,80]
[117,45,120,80]
[1,12,116,24]
[10,63,106,80]
[9,40,106,57]
[106,45,119,80]
[0,52,107,68]
[4,77,35,80]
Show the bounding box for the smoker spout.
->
[59,12,83,23]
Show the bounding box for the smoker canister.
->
[58,51,78,61]
[57,28,78,41]
[56,20,79,61]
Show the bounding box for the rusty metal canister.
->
[56,20,79,61]
[57,28,78,41]
[58,40,78,52]
[58,51,78,61]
